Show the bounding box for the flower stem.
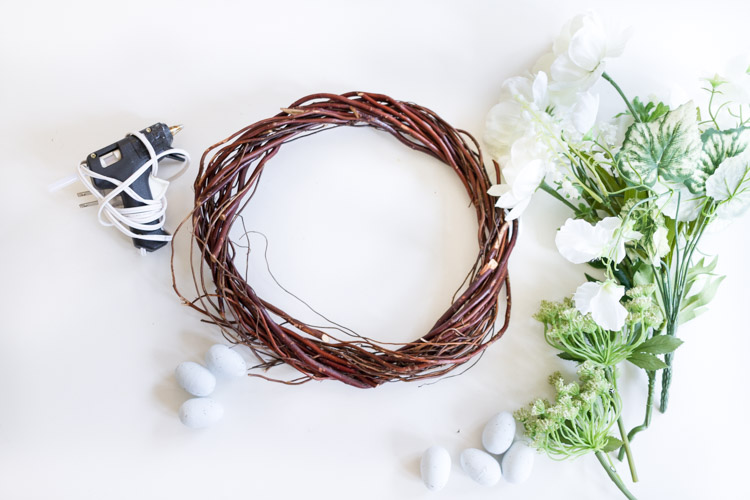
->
[602,72,641,123]
[540,181,579,213]
[618,370,654,461]
[605,368,638,482]
[595,451,639,500]
[659,319,678,412]
[616,415,638,482]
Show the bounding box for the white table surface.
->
[2,1,749,498]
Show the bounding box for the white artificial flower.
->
[487,135,548,220]
[547,12,632,92]
[650,226,670,266]
[570,91,600,134]
[484,72,550,159]
[598,216,642,262]
[596,114,634,151]
[706,150,750,219]
[555,218,612,263]
[574,280,628,331]
[555,216,640,264]
[560,179,580,199]
[654,181,704,222]
[721,54,750,103]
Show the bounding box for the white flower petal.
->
[567,17,607,71]
[574,281,627,331]
[605,25,633,58]
[651,226,670,266]
[484,101,525,158]
[504,196,532,221]
[487,184,509,197]
[570,91,600,134]
[531,71,549,109]
[510,159,545,197]
[552,14,585,55]
[555,218,609,264]
[573,281,599,315]
[550,53,591,84]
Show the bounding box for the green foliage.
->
[618,103,705,193]
[701,127,750,175]
[627,352,668,370]
[515,362,620,459]
[635,335,684,355]
[535,287,663,367]
[679,274,726,324]
[630,97,670,123]
[602,436,624,453]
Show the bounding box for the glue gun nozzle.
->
[169,124,183,137]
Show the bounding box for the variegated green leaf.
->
[617,102,703,192]
[701,127,750,174]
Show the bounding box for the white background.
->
[2,1,749,499]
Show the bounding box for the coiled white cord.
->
[76,130,190,244]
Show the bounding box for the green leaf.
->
[617,102,703,192]
[557,352,584,362]
[633,266,655,286]
[701,127,750,175]
[587,259,607,270]
[627,352,668,370]
[679,275,725,324]
[637,335,684,355]
[584,273,599,283]
[681,274,725,311]
[602,436,624,453]
[631,97,670,123]
[678,305,708,324]
[683,256,718,298]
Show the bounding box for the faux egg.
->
[420,446,451,491]
[482,412,516,455]
[175,361,216,397]
[501,441,535,484]
[205,344,247,378]
[178,397,224,428]
[460,448,501,486]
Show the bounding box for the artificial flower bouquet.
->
[484,12,750,499]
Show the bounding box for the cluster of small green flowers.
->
[515,362,618,458]
[534,298,597,341]
[624,285,663,328]
[535,289,660,365]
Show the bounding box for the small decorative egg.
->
[205,344,247,378]
[420,446,451,491]
[501,441,535,484]
[175,361,216,397]
[178,397,224,428]
[482,412,516,455]
[460,448,502,486]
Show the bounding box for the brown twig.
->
[172,91,518,388]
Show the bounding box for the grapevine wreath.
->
[173,92,518,388]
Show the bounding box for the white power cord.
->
[76,130,190,246]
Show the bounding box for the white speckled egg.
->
[482,412,516,455]
[501,441,535,484]
[205,344,247,378]
[420,446,451,491]
[460,448,501,486]
[178,397,224,428]
[175,361,216,397]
